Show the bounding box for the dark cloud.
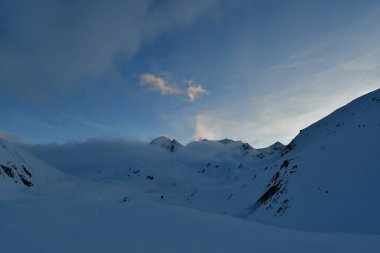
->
[0,0,221,104]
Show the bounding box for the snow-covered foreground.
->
[2,195,380,253]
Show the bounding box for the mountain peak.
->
[218,138,235,145]
[150,136,183,152]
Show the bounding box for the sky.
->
[0,0,380,147]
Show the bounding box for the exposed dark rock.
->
[122,196,130,202]
[242,143,252,150]
[22,166,32,177]
[226,193,234,201]
[280,160,289,169]
[1,164,14,178]
[245,183,282,216]
[257,184,281,204]
[271,171,280,182]
[19,174,33,187]
[282,141,295,155]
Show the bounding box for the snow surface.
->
[1,186,380,253]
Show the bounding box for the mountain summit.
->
[150,136,184,152]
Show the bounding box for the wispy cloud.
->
[139,74,208,102]
[193,114,218,140]
[191,46,380,148]
[139,73,181,95]
[185,80,209,102]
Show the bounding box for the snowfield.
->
[2,195,380,253]
[1,89,380,252]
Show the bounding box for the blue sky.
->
[0,0,380,147]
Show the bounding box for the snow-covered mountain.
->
[236,88,380,233]
[0,139,33,188]
[2,88,380,238]
[0,138,66,199]
[150,136,183,152]
[1,89,380,252]
[179,89,380,233]
[34,88,376,234]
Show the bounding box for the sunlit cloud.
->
[185,80,209,102]
[193,114,218,140]
[0,130,18,143]
[139,74,209,102]
[139,73,181,95]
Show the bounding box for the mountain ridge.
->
[1,88,379,234]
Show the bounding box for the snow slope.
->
[0,139,33,188]
[0,138,69,200]
[240,88,380,233]
[1,196,379,253]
